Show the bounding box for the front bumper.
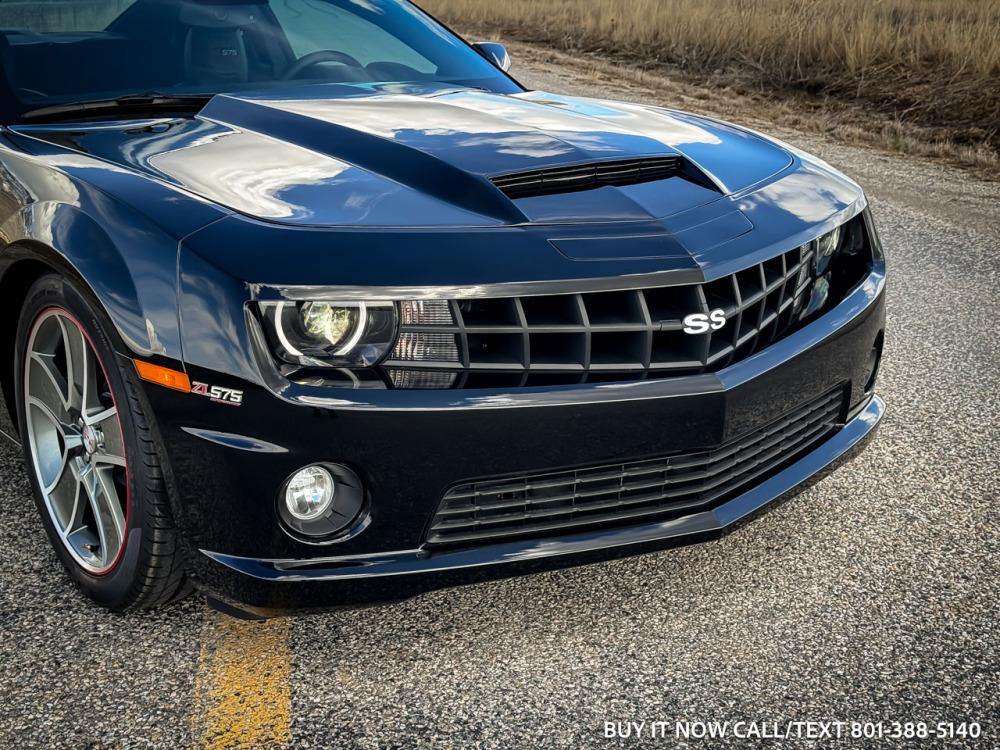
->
[146,268,886,616]
[206,395,883,617]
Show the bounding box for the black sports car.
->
[0,0,885,618]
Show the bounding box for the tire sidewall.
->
[15,273,148,608]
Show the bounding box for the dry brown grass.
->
[421,0,1000,158]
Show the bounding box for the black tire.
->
[15,272,190,611]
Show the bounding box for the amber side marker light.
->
[134,360,192,392]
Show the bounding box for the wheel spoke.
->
[92,407,126,467]
[26,397,68,490]
[93,451,127,468]
[80,463,126,568]
[95,466,126,565]
[64,461,98,564]
[61,316,103,419]
[26,396,66,436]
[57,316,81,412]
[83,406,116,428]
[28,352,72,420]
[43,452,68,495]
[48,461,81,533]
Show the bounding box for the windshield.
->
[0,0,520,121]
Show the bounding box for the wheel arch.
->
[0,242,126,436]
[0,201,184,434]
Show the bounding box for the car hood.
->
[12,82,793,228]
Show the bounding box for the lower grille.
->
[426,389,845,546]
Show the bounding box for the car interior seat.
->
[180,2,253,85]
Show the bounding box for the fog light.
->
[285,466,336,521]
[279,463,366,541]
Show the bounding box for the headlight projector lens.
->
[301,303,357,349]
[280,464,365,540]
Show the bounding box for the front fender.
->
[0,128,230,361]
[1,200,179,359]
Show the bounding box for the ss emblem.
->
[683,308,727,335]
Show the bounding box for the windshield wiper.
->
[20,93,214,123]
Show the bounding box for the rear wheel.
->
[16,273,190,610]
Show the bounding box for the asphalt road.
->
[1,49,998,750]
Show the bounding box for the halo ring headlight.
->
[258,300,397,368]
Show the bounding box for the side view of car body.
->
[0,0,884,618]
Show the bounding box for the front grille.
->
[386,245,814,386]
[491,156,686,199]
[426,389,845,546]
[380,212,872,390]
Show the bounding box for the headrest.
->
[179,2,258,29]
[184,27,248,84]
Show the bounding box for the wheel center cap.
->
[82,425,99,456]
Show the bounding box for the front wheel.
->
[15,273,190,610]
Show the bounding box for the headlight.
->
[813,225,842,276]
[797,218,862,323]
[258,300,397,367]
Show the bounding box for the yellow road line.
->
[192,607,292,750]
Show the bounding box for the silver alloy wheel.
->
[24,308,129,575]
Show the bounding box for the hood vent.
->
[491,156,700,200]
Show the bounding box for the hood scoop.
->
[490,156,721,200]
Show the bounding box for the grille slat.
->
[426,390,845,546]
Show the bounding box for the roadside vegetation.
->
[422,0,1000,171]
